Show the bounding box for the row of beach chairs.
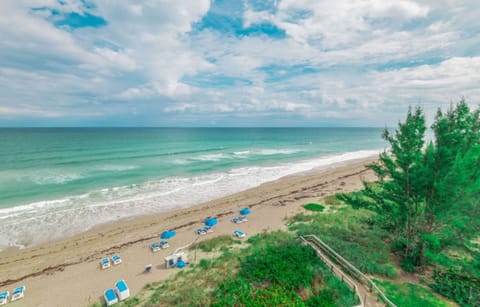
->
[101,254,122,270]
[104,280,129,306]
[196,225,213,235]
[150,241,169,252]
[0,286,25,305]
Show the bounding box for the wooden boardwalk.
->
[300,235,396,307]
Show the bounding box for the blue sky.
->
[0,0,479,127]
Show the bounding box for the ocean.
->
[0,128,386,251]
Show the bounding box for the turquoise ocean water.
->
[0,128,386,250]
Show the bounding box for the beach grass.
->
[291,203,398,278]
[374,279,455,307]
[189,235,241,252]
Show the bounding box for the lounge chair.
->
[160,241,169,249]
[100,257,111,269]
[0,291,9,305]
[204,226,214,233]
[112,254,122,265]
[196,228,207,235]
[231,216,247,224]
[145,264,152,273]
[10,286,25,301]
[150,242,160,253]
[115,280,130,301]
[104,288,118,306]
[233,230,246,238]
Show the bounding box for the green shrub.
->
[303,203,325,212]
[306,289,336,307]
[430,268,480,307]
[239,243,321,290]
[212,279,306,307]
[199,258,212,270]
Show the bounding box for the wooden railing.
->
[301,235,396,307]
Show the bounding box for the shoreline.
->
[0,157,377,307]
[0,149,383,252]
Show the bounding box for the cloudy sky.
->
[0,0,478,127]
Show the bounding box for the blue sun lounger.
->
[159,241,169,248]
[104,288,118,306]
[10,285,25,301]
[0,291,9,305]
[233,230,246,238]
[115,280,130,301]
[100,257,111,269]
[112,254,122,265]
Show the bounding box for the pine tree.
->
[340,100,480,270]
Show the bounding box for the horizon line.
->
[0,126,390,129]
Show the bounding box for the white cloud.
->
[0,0,478,126]
[270,0,429,47]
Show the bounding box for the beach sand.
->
[0,158,376,307]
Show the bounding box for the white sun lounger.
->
[115,280,130,301]
[104,288,118,306]
[231,216,248,224]
[10,286,25,301]
[100,257,111,269]
[0,291,9,305]
[112,254,122,265]
[160,241,169,249]
[150,242,160,252]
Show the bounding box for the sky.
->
[0,0,479,127]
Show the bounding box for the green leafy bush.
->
[303,203,325,212]
[239,243,321,290]
[212,279,306,307]
[430,268,480,307]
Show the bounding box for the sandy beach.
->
[0,158,376,307]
